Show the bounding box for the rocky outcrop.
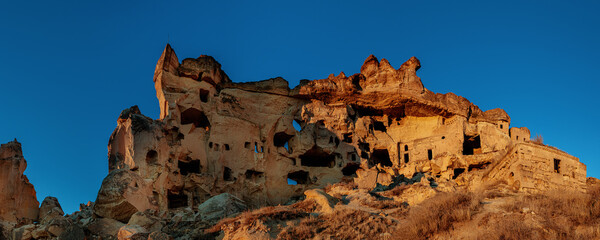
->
[0,44,588,239]
[0,140,39,223]
[93,44,586,221]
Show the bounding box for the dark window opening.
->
[208,142,213,148]
[245,142,251,149]
[180,108,210,129]
[361,151,369,159]
[404,145,408,151]
[373,121,387,132]
[245,170,264,181]
[500,124,503,129]
[168,192,188,209]
[404,153,410,163]
[224,144,230,151]
[343,133,352,143]
[146,150,158,164]
[516,136,519,141]
[342,163,360,176]
[348,152,357,162]
[299,146,336,167]
[223,167,233,181]
[329,136,334,144]
[554,159,561,173]
[442,136,446,139]
[178,160,200,175]
[371,149,393,167]
[199,89,209,103]
[462,135,481,155]
[453,168,465,179]
[428,149,433,160]
[274,132,294,147]
[287,170,310,184]
[442,118,446,125]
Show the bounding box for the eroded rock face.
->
[0,140,39,223]
[96,44,587,218]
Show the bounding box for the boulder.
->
[304,189,339,214]
[197,193,247,222]
[94,169,156,222]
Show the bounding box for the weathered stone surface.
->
[0,140,39,223]
[94,169,157,222]
[304,189,338,213]
[87,217,125,238]
[117,224,148,240]
[39,196,64,224]
[197,193,247,222]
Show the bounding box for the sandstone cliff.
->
[0,140,39,223]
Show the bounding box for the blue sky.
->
[1,1,598,213]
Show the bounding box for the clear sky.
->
[1,0,599,214]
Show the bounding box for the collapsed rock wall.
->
[0,140,39,223]
[95,44,587,221]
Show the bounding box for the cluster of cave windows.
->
[398,143,410,163]
[208,142,231,151]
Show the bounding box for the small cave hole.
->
[287,170,309,185]
[178,160,200,175]
[146,150,158,165]
[299,146,336,167]
[371,149,393,167]
[343,133,353,143]
[223,167,234,181]
[168,192,188,209]
[224,144,230,151]
[199,89,209,103]
[245,142,251,149]
[293,120,303,132]
[462,135,481,155]
[245,170,264,181]
[404,153,410,163]
[428,149,433,160]
[180,108,210,130]
[358,142,370,152]
[453,168,465,179]
[342,163,360,176]
[373,121,387,132]
[274,132,294,148]
[554,159,561,173]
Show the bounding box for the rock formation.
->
[0,44,590,239]
[95,44,586,223]
[0,140,39,223]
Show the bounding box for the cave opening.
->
[371,149,393,167]
[168,192,188,209]
[343,133,353,143]
[299,147,336,167]
[462,135,481,155]
[178,160,200,175]
[287,170,309,185]
[199,89,209,103]
[373,121,387,132]
[274,132,294,148]
[404,153,410,163]
[428,149,433,160]
[342,163,360,176]
[223,167,233,181]
[146,150,158,165]
[554,159,561,173]
[180,108,210,129]
[453,168,465,179]
[245,169,264,181]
